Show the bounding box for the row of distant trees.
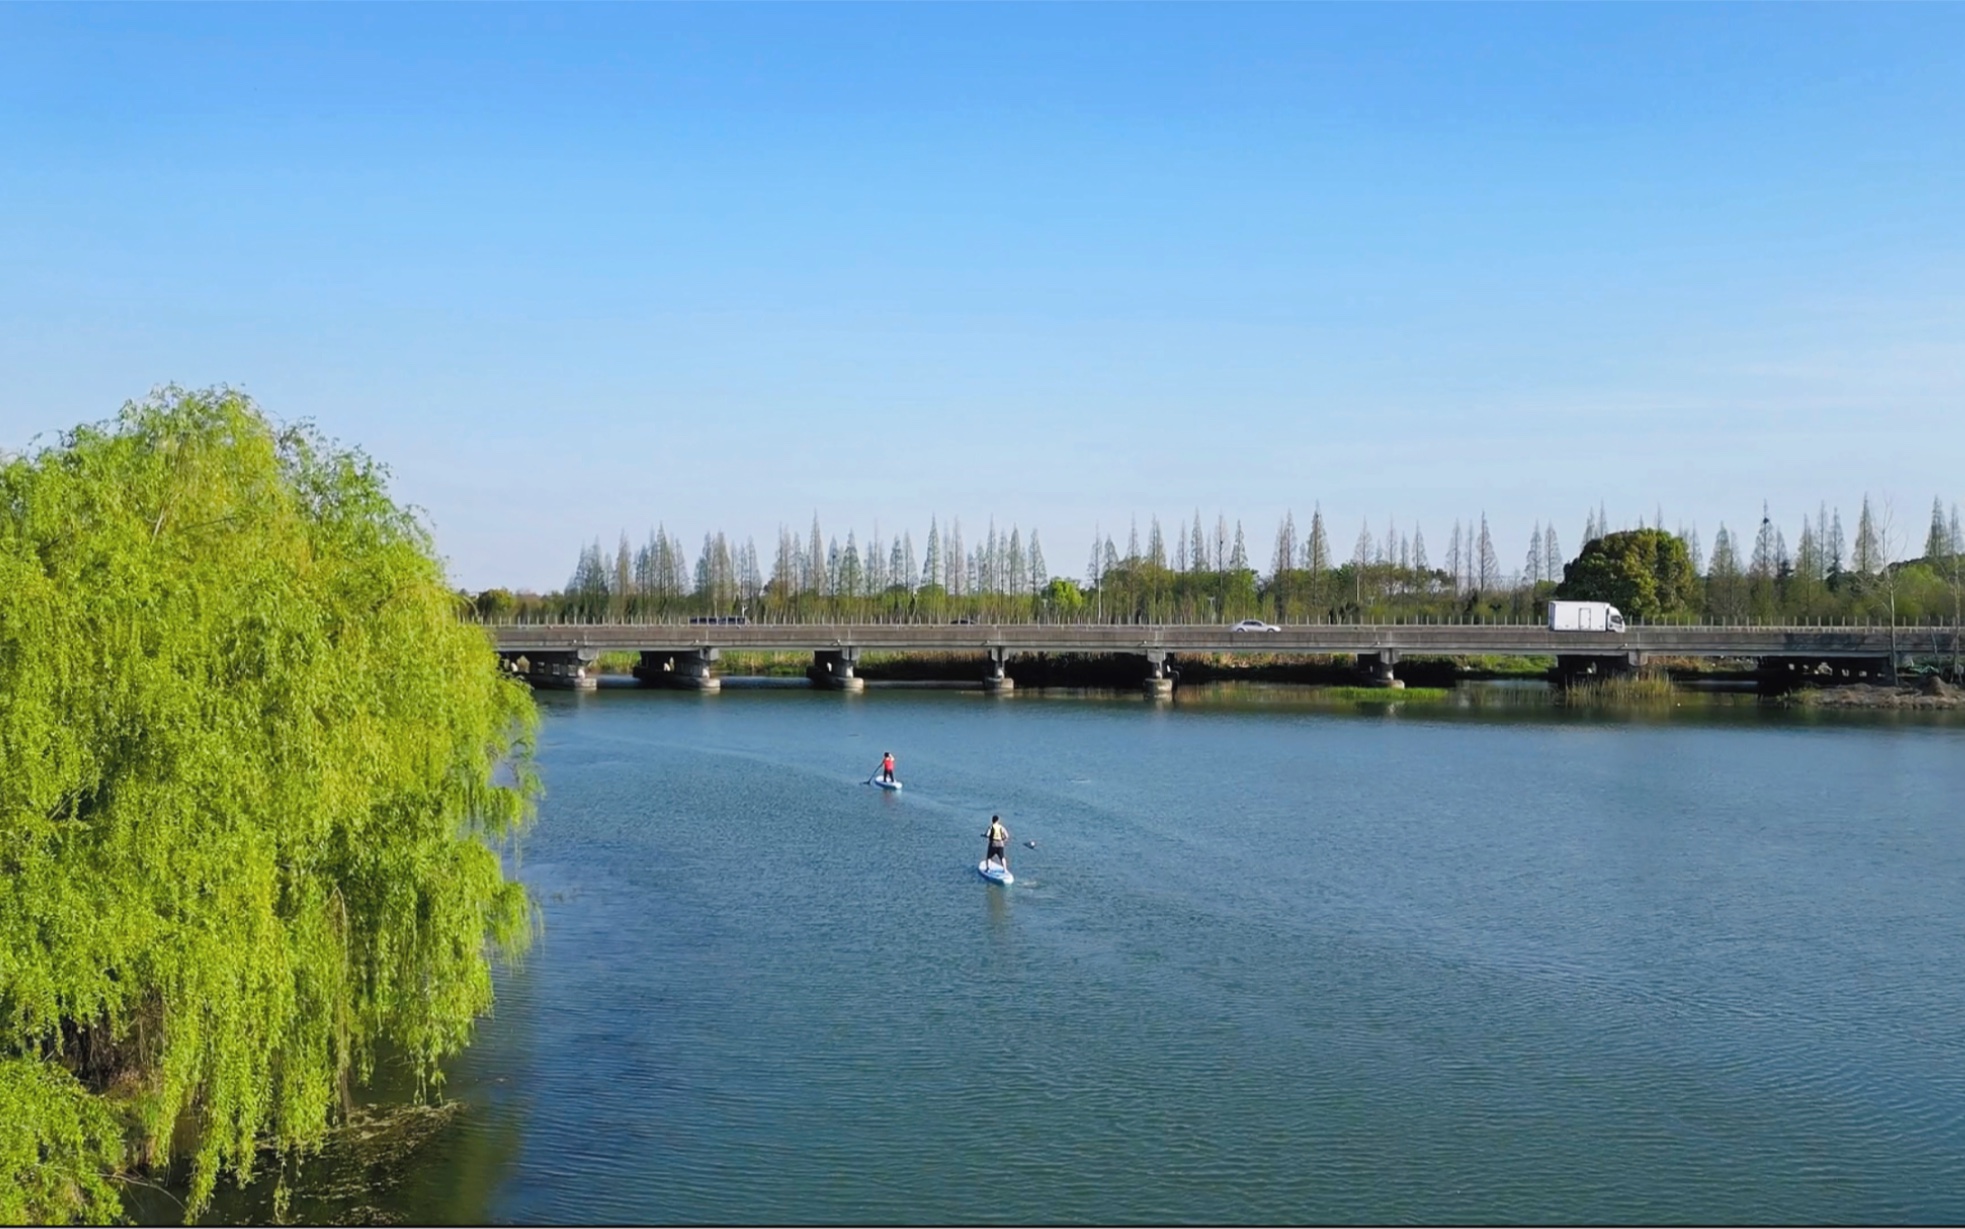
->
[467,496,1965,626]
[1563,498,1965,629]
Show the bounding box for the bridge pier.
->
[1356,651,1404,689]
[506,649,599,690]
[636,648,722,692]
[1142,651,1174,700]
[983,647,1014,694]
[809,648,865,691]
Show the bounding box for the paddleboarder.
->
[983,814,1009,869]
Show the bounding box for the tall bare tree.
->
[1272,511,1297,579]
[1873,497,1902,680]
[1707,524,1744,621]
[923,517,943,591]
[1477,514,1498,595]
[1854,495,1881,579]
[1306,507,1330,576]
[1949,503,1963,678]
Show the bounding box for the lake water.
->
[270,686,1965,1223]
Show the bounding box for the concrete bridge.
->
[486,621,1959,697]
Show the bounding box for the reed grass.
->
[1558,670,1677,706]
[1320,686,1453,703]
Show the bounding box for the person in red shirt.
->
[879,751,896,783]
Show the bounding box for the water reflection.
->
[983,873,1011,936]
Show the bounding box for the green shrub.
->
[1557,529,1698,620]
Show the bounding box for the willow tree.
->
[0,389,538,1222]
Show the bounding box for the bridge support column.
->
[507,649,599,690]
[1142,651,1174,700]
[809,648,865,691]
[983,647,1014,694]
[636,649,722,692]
[1357,651,1404,689]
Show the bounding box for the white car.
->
[1230,619,1281,632]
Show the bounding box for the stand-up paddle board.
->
[872,778,902,791]
[978,859,1013,885]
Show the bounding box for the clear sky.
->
[2,4,1960,591]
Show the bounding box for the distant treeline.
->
[468,498,1965,626]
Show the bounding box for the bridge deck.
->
[487,622,1953,659]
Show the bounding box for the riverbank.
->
[1784,677,1965,710]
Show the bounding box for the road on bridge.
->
[488,620,1945,660]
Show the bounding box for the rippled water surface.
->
[361,687,1965,1223]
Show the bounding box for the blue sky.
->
[2,4,1960,591]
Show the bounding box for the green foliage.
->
[1320,686,1452,703]
[529,496,1965,629]
[1556,528,1698,620]
[1040,578,1086,616]
[0,389,538,1220]
[473,588,517,621]
[593,650,641,674]
[0,1058,124,1224]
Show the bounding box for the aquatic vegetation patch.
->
[1320,686,1454,704]
[1559,672,1678,706]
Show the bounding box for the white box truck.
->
[1547,600,1626,633]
